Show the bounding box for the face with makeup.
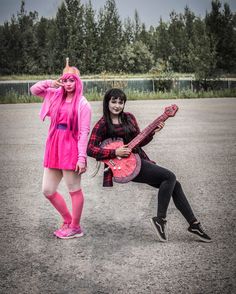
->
[108,96,125,118]
[62,76,76,94]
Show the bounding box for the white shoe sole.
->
[150,218,168,242]
[56,232,84,239]
[188,230,212,243]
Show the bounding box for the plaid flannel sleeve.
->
[87,119,116,160]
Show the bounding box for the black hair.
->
[103,88,135,142]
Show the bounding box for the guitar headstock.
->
[164,104,179,117]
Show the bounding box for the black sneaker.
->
[150,217,168,242]
[188,222,212,242]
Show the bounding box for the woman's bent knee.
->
[174,180,182,190]
[67,184,81,193]
[42,188,56,198]
[168,171,176,184]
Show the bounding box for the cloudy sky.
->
[1,0,235,27]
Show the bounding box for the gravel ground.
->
[0,98,235,294]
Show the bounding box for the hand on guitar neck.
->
[115,121,165,158]
[154,121,165,133]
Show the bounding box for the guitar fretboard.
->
[128,113,169,149]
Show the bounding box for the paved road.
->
[0,98,236,294]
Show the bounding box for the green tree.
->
[134,9,141,41]
[97,0,123,72]
[139,23,151,47]
[120,40,154,73]
[65,0,85,72]
[0,17,20,74]
[154,19,172,67]
[83,0,99,73]
[168,11,189,72]
[16,1,38,73]
[184,6,195,40]
[189,19,217,88]
[205,0,236,73]
[35,17,55,73]
[53,2,69,73]
[123,17,135,44]
[218,3,236,72]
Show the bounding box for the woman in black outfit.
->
[87,88,212,242]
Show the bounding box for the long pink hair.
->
[48,73,83,140]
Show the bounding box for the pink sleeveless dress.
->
[44,100,78,170]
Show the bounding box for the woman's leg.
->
[62,170,84,228]
[133,160,211,242]
[132,159,176,219]
[132,159,176,241]
[42,168,72,224]
[172,181,197,224]
[172,181,212,242]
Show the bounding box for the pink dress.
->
[44,100,78,170]
[30,80,91,171]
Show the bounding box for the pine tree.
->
[65,0,85,72]
[0,17,21,74]
[219,3,236,72]
[123,17,135,45]
[134,9,141,41]
[168,11,189,72]
[97,0,123,72]
[155,19,172,67]
[35,17,54,73]
[53,2,69,73]
[15,1,38,73]
[205,0,236,73]
[83,0,99,73]
[188,18,217,88]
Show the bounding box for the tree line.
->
[0,0,235,79]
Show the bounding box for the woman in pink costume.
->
[30,59,91,239]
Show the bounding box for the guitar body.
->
[100,104,178,184]
[101,138,141,183]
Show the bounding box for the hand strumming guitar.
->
[115,145,132,157]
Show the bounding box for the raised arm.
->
[30,80,53,98]
[30,79,63,99]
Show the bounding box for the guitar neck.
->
[128,113,169,149]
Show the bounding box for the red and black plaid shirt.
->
[87,112,154,187]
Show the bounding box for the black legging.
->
[132,159,197,224]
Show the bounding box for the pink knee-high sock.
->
[69,189,84,228]
[46,192,72,224]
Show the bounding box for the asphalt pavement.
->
[0,98,235,294]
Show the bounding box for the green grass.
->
[86,88,236,100]
[0,90,41,103]
[0,72,236,81]
[0,72,205,81]
[1,88,235,104]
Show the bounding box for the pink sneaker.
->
[53,222,70,237]
[56,226,84,239]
